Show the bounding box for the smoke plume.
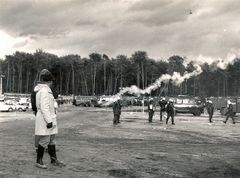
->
[103,52,239,105]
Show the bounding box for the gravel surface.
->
[0,105,240,178]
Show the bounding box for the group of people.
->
[112,97,175,125]
[148,97,175,125]
[112,97,237,126]
[206,100,236,124]
[149,98,236,124]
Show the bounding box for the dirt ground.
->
[1,105,240,178]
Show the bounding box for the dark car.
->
[174,97,204,116]
[74,96,96,107]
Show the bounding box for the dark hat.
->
[39,69,54,82]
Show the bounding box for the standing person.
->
[224,103,236,124]
[32,76,59,153]
[159,97,167,122]
[34,69,65,169]
[148,98,155,123]
[206,100,214,123]
[113,97,121,125]
[166,99,175,125]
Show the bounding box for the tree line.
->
[0,49,240,98]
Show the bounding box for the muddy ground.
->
[1,105,240,178]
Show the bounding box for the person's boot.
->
[48,145,65,167]
[36,145,47,169]
[148,118,152,123]
[113,116,117,125]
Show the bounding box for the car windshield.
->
[176,98,196,104]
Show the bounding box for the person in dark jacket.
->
[113,97,121,125]
[148,98,155,123]
[224,103,235,124]
[159,97,167,121]
[206,100,214,123]
[166,99,175,125]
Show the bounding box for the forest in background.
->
[0,49,239,97]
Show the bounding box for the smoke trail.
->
[103,62,202,105]
[103,53,238,105]
[118,63,202,96]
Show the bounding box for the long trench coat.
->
[34,84,58,135]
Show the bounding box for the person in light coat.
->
[34,69,64,169]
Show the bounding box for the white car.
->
[0,102,15,112]
[15,103,28,112]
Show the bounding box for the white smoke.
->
[104,63,202,105]
[192,52,237,70]
[103,52,239,105]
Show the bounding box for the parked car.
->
[15,103,28,112]
[0,101,15,112]
[73,96,97,107]
[174,97,204,116]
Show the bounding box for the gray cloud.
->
[0,0,240,59]
[127,0,193,26]
[12,39,29,48]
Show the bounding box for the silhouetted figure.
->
[166,99,175,125]
[159,97,167,121]
[148,98,155,123]
[206,100,214,123]
[224,104,235,124]
[113,98,121,125]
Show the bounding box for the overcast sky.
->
[0,0,240,61]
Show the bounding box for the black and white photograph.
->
[1,0,240,177]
